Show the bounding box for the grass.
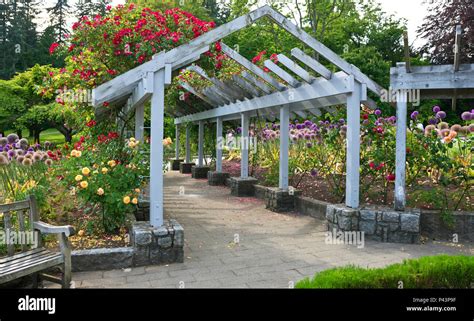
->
[296,255,474,289]
[5,128,65,145]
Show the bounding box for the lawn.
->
[5,128,65,145]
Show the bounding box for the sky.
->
[37,0,429,48]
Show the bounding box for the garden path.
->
[61,171,474,288]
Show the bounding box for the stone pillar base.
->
[131,220,184,266]
[265,187,302,212]
[229,177,258,197]
[171,159,184,171]
[207,171,230,186]
[191,166,210,179]
[326,204,421,244]
[179,162,195,174]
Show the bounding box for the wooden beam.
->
[291,48,332,80]
[216,117,223,172]
[221,42,285,91]
[232,75,262,97]
[179,81,217,106]
[174,71,353,123]
[279,105,289,190]
[394,92,407,211]
[198,120,204,167]
[345,79,361,208]
[454,25,462,72]
[277,53,313,83]
[185,125,191,163]
[241,112,250,178]
[391,64,474,90]
[135,104,145,142]
[403,31,411,73]
[241,71,273,94]
[150,69,165,227]
[263,7,384,95]
[175,124,180,160]
[264,60,300,87]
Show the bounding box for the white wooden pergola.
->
[92,5,383,227]
[392,26,474,211]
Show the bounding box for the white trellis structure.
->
[392,25,474,211]
[92,5,383,227]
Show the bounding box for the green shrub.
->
[296,255,474,288]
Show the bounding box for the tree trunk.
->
[34,130,40,144]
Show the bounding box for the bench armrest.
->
[33,221,76,237]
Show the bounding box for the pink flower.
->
[386,173,395,181]
[49,43,59,55]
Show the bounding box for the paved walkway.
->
[69,171,473,288]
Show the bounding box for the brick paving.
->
[66,171,473,288]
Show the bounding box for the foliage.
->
[296,255,474,288]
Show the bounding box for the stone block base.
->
[265,187,302,212]
[171,159,184,171]
[229,177,258,197]
[326,204,420,244]
[207,171,230,186]
[180,162,195,174]
[191,166,210,179]
[131,220,184,266]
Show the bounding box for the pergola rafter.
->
[92,5,384,228]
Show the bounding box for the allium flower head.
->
[428,117,438,125]
[461,111,472,121]
[374,109,382,116]
[410,111,419,120]
[436,111,446,119]
[6,133,18,144]
[432,106,441,113]
[437,122,449,130]
[0,154,9,165]
[0,137,7,146]
[451,124,462,132]
[45,159,53,166]
[22,158,32,166]
[310,169,318,177]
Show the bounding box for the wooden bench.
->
[0,195,75,288]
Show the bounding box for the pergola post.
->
[279,105,289,190]
[175,124,180,159]
[135,104,145,142]
[185,125,191,163]
[240,112,249,178]
[394,93,407,210]
[345,81,361,208]
[149,69,165,227]
[216,116,223,172]
[198,120,204,167]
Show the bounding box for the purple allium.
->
[374,109,382,116]
[7,149,15,158]
[362,119,369,125]
[428,117,438,125]
[432,105,441,113]
[6,133,18,144]
[27,147,34,152]
[410,111,419,120]
[0,146,2,152]
[461,111,472,121]
[310,169,318,177]
[236,127,242,134]
[296,124,303,130]
[436,111,446,119]
[304,120,312,127]
[339,119,345,124]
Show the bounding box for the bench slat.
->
[0,251,62,274]
[0,255,63,285]
[0,200,30,213]
[0,248,45,264]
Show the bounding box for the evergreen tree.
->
[47,0,70,44]
[76,0,108,20]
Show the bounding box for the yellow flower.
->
[82,167,91,176]
[135,188,141,193]
[129,137,136,142]
[78,230,85,237]
[75,175,83,182]
[108,160,116,167]
[97,188,104,196]
[132,197,138,205]
[93,164,99,169]
[101,167,108,174]
[71,150,82,157]
[80,181,88,189]
[76,150,82,157]
[123,196,131,204]
[163,137,172,146]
